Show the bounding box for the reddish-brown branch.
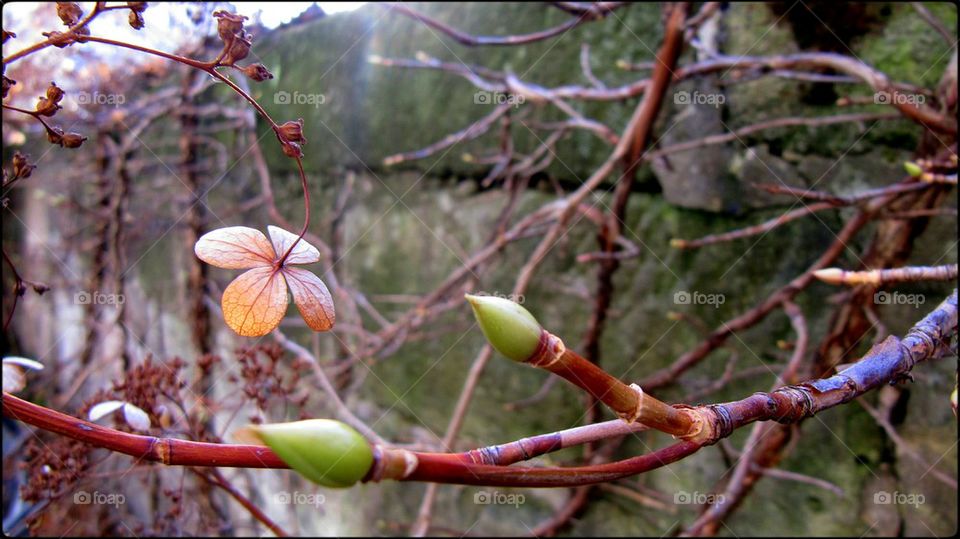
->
[4,291,954,488]
[642,209,872,389]
[382,2,624,47]
[194,468,290,536]
[672,181,932,250]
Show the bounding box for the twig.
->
[815,263,958,286]
[910,2,955,45]
[382,3,623,47]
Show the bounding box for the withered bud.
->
[45,82,64,103]
[61,132,87,148]
[128,10,145,30]
[213,10,247,42]
[12,152,35,180]
[56,2,84,27]
[45,127,86,148]
[242,63,273,82]
[2,30,16,44]
[281,140,303,159]
[277,119,306,145]
[221,33,251,65]
[2,75,15,99]
[46,126,65,145]
[127,1,148,13]
[35,96,62,117]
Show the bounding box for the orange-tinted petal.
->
[283,267,335,331]
[195,226,276,269]
[221,266,289,337]
[268,225,320,265]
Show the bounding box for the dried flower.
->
[221,32,251,65]
[213,10,247,42]
[35,82,64,116]
[61,132,87,148]
[276,119,306,145]
[45,126,64,144]
[12,152,35,179]
[35,97,60,116]
[128,10,144,30]
[194,225,335,336]
[46,127,86,148]
[56,2,83,27]
[45,81,64,103]
[242,63,273,82]
[127,1,147,13]
[2,29,16,44]
[281,140,303,159]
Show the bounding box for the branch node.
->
[619,383,646,423]
[529,332,565,368]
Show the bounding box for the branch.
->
[382,2,624,47]
[815,263,958,286]
[4,291,955,486]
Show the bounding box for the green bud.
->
[904,161,923,177]
[465,294,543,362]
[245,419,373,488]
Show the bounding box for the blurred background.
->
[1,2,957,536]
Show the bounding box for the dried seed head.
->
[242,63,273,82]
[56,2,83,27]
[128,10,145,30]
[277,119,306,145]
[213,10,247,42]
[12,152,35,179]
[221,33,251,65]
[45,82,64,103]
[465,294,544,363]
[35,83,64,116]
[239,419,374,488]
[280,140,303,159]
[61,132,87,148]
[46,126,65,145]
